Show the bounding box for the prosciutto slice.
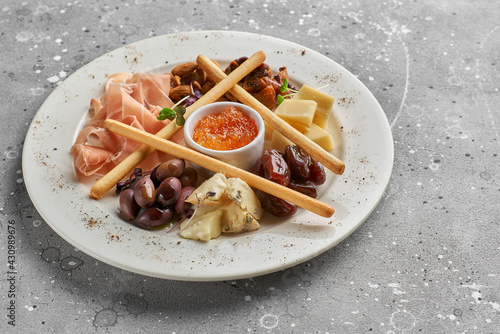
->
[71,72,175,177]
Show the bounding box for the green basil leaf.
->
[176,115,185,126]
[157,107,177,121]
[277,95,285,106]
[280,78,288,94]
[175,106,186,116]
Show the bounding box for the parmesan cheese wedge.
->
[270,130,294,153]
[303,123,335,151]
[264,121,274,141]
[275,99,317,131]
[292,84,335,129]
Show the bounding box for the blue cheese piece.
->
[185,173,227,206]
[225,177,263,220]
[179,209,223,242]
[221,201,260,233]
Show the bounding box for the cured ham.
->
[71,72,175,177]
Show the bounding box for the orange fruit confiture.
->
[192,106,258,151]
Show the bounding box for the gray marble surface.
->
[2,0,500,333]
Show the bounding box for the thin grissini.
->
[196,54,345,175]
[90,51,267,199]
[104,119,335,218]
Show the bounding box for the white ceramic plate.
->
[22,31,393,281]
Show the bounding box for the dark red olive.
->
[136,206,174,228]
[178,167,198,188]
[119,188,141,219]
[133,177,156,208]
[156,159,185,183]
[175,186,195,215]
[156,177,182,207]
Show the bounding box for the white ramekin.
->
[183,101,265,172]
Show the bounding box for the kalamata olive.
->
[133,177,156,208]
[259,149,290,186]
[136,206,174,228]
[156,159,185,182]
[119,188,141,219]
[288,180,317,198]
[255,189,297,217]
[125,174,143,191]
[150,165,161,187]
[125,168,144,190]
[178,167,198,188]
[156,177,182,207]
[308,158,326,185]
[174,186,195,215]
[285,145,311,181]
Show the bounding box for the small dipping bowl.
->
[183,102,265,173]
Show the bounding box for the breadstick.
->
[90,51,266,199]
[104,119,335,218]
[196,55,345,175]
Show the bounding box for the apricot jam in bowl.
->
[183,102,265,171]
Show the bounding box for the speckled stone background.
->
[1,0,500,333]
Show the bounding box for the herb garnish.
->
[276,78,298,106]
[115,168,151,195]
[157,95,190,125]
[276,79,331,106]
[167,191,216,234]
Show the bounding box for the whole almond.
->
[192,81,202,92]
[196,68,206,85]
[169,85,191,101]
[172,75,181,87]
[171,62,198,77]
[200,82,214,94]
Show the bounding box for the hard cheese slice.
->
[270,130,293,153]
[292,84,335,129]
[275,99,317,131]
[303,123,334,151]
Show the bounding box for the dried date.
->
[255,189,297,217]
[308,157,326,185]
[285,145,311,181]
[288,180,317,198]
[253,149,290,187]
